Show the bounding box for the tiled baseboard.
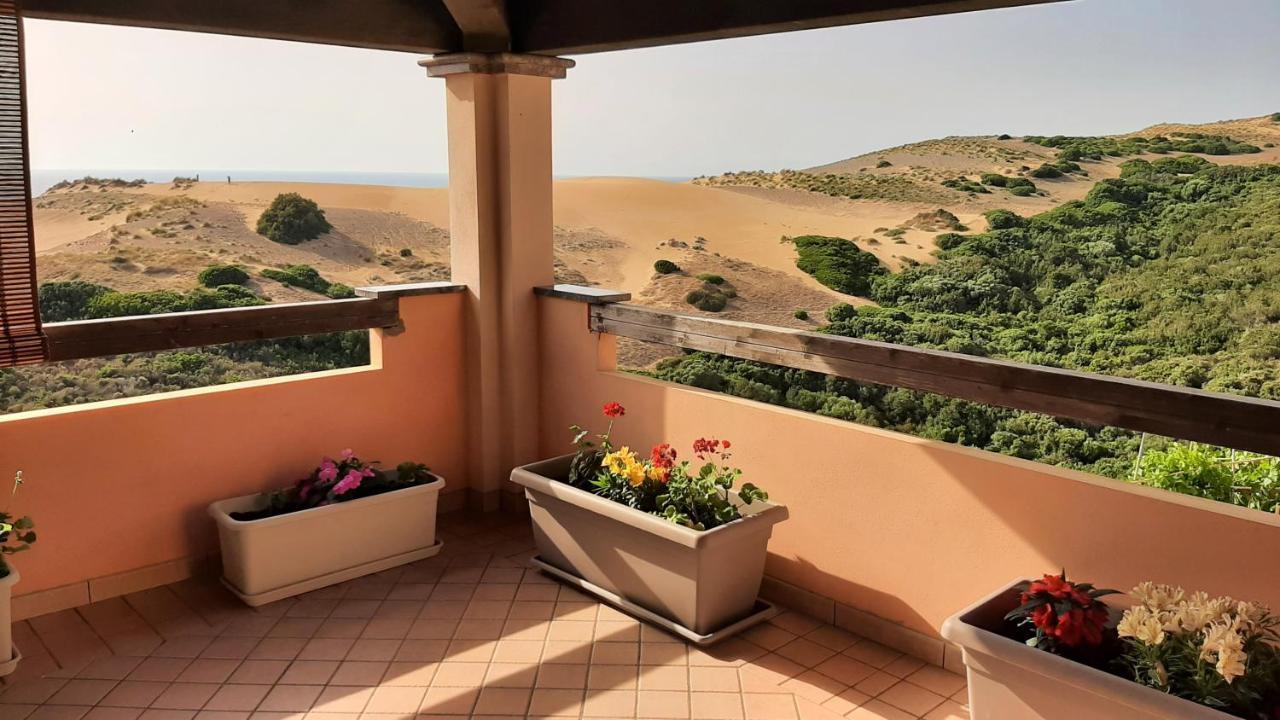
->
[13,554,212,621]
[760,575,964,673]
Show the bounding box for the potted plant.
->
[0,470,35,676]
[209,450,444,606]
[510,402,788,640]
[942,573,1280,719]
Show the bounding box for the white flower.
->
[1118,606,1166,646]
[1133,582,1184,612]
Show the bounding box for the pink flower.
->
[341,448,355,460]
[334,469,364,496]
[317,459,339,483]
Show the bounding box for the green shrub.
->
[325,283,355,299]
[38,281,113,322]
[261,264,349,298]
[654,259,680,274]
[696,273,725,285]
[399,248,413,257]
[1271,112,1280,122]
[197,264,249,288]
[685,288,727,312]
[997,133,1012,140]
[256,193,332,245]
[1006,177,1036,190]
[1135,443,1280,513]
[793,310,809,320]
[980,173,1009,187]
[983,209,1025,230]
[786,235,887,296]
[1009,185,1036,197]
[883,228,906,238]
[1030,164,1063,179]
[942,177,990,194]
[875,160,892,168]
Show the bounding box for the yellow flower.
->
[1201,621,1248,683]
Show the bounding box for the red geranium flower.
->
[650,443,677,468]
[603,402,625,418]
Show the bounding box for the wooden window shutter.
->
[0,0,43,366]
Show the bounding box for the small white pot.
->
[0,566,21,676]
[209,476,445,606]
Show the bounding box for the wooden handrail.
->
[45,296,400,361]
[590,303,1280,457]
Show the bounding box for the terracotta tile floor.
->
[0,514,969,720]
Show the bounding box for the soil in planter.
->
[230,472,439,522]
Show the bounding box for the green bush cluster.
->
[1026,133,1262,161]
[981,174,1037,194]
[793,310,809,320]
[786,235,887,296]
[652,159,1280,509]
[37,281,262,322]
[1134,443,1279,513]
[197,264,250,288]
[260,265,355,299]
[875,160,892,168]
[654,259,680,274]
[256,193,332,245]
[0,331,370,413]
[686,288,728,312]
[696,273,725,285]
[942,177,990,194]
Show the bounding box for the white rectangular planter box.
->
[0,568,21,676]
[942,580,1239,720]
[209,476,445,606]
[511,454,787,638]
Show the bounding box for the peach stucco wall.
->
[537,297,1280,636]
[0,293,467,596]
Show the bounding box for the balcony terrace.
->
[3,2,1280,720]
[0,515,968,720]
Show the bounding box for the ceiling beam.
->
[509,0,1065,55]
[440,0,509,52]
[22,0,461,53]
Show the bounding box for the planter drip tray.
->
[223,540,444,607]
[530,555,777,646]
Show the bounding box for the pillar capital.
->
[420,52,574,79]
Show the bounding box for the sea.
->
[31,169,691,197]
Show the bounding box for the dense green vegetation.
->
[786,235,886,295]
[657,159,1280,510]
[695,169,955,203]
[197,264,250,288]
[0,332,368,414]
[1026,133,1262,160]
[38,280,262,322]
[256,193,332,245]
[260,265,355,299]
[7,279,368,413]
[654,259,680,274]
[942,177,990,194]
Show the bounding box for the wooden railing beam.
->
[45,297,400,361]
[590,303,1280,457]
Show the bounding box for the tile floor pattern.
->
[0,514,969,720]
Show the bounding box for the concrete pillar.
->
[421,52,574,512]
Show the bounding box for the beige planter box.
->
[942,580,1238,720]
[511,454,787,637]
[0,567,20,676]
[209,476,445,606]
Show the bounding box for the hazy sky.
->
[26,0,1280,177]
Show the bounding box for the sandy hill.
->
[32,113,1280,367]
